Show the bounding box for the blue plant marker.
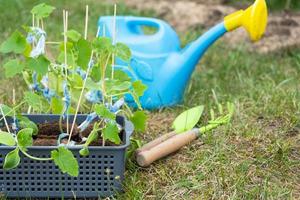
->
[76,67,87,79]
[30,72,42,92]
[78,112,97,132]
[85,90,103,103]
[107,98,124,113]
[62,81,71,119]
[41,75,56,102]
[12,117,19,134]
[26,27,47,58]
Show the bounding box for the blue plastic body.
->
[98,16,227,109]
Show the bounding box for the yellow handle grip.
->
[224,0,268,41]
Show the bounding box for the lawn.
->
[0,0,300,199]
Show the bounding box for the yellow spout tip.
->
[224,0,268,42]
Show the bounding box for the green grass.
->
[120,38,300,199]
[1,0,300,199]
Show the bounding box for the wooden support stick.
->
[84,5,89,40]
[111,4,117,80]
[0,105,11,134]
[63,10,70,135]
[110,4,117,105]
[68,27,101,143]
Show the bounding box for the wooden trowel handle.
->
[135,131,177,154]
[136,129,199,167]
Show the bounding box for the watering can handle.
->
[126,17,166,36]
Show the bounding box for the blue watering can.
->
[98,0,268,109]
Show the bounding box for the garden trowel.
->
[136,103,234,167]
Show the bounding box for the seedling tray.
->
[0,114,133,198]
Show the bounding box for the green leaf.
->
[51,147,79,177]
[24,91,49,112]
[172,105,204,133]
[114,70,131,82]
[17,128,33,151]
[26,55,50,75]
[85,78,101,90]
[132,80,147,97]
[103,122,121,144]
[31,3,55,19]
[48,72,63,93]
[0,104,13,117]
[66,29,81,42]
[3,59,24,78]
[94,104,115,120]
[114,42,131,61]
[105,79,131,94]
[17,116,38,136]
[50,97,63,114]
[0,31,27,54]
[23,43,32,57]
[130,111,147,132]
[57,50,76,67]
[92,37,113,53]
[4,148,20,170]
[70,74,83,88]
[90,66,101,82]
[0,131,16,146]
[77,38,92,70]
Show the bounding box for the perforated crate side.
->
[0,147,126,198]
[0,114,133,198]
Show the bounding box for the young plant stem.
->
[0,105,11,134]
[46,41,61,44]
[12,89,16,133]
[123,102,133,116]
[99,120,105,146]
[101,53,112,102]
[21,149,52,161]
[84,5,89,40]
[59,114,64,134]
[68,27,101,144]
[41,19,44,30]
[27,13,35,115]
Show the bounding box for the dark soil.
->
[31,121,124,147]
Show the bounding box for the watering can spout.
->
[180,0,268,74]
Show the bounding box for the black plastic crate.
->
[0,114,133,198]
